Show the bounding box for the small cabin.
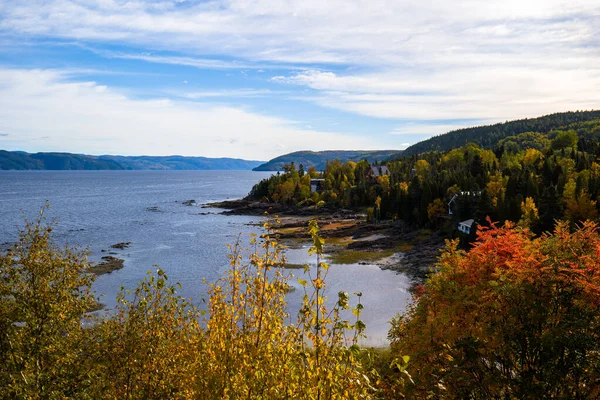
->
[458,219,475,235]
[310,179,325,193]
[367,165,390,178]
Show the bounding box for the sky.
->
[0,0,599,160]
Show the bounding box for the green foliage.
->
[0,209,97,399]
[403,110,600,155]
[551,129,579,151]
[0,151,263,171]
[0,150,124,170]
[252,150,401,171]
[251,116,600,232]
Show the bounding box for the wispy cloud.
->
[0,68,393,158]
[0,0,599,153]
[110,53,307,71]
[274,66,600,122]
[1,0,598,67]
[182,88,283,99]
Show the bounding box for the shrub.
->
[0,211,97,399]
[390,220,600,399]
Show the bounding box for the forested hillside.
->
[100,155,264,170]
[402,110,600,155]
[250,117,600,233]
[252,150,401,171]
[0,151,263,170]
[0,151,124,170]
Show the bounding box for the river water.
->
[0,170,411,345]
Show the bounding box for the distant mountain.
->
[99,155,264,170]
[0,151,124,170]
[252,150,402,171]
[0,151,264,170]
[402,110,600,156]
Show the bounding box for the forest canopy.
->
[249,118,600,232]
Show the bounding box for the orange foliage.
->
[390,219,600,398]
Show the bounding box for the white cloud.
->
[0,68,389,159]
[1,0,598,68]
[390,124,475,137]
[182,88,279,99]
[277,66,600,121]
[0,0,599,141]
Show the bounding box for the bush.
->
[390,220,600,399]
[0,211,97,399]
[1,215,377,399]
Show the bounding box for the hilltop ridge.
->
[0,151,264,170]
[402,110,600,156]
[252,150,402,171]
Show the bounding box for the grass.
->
[396,242,414,252]
[414,229,433,242]
[276,226,304,235]
[328,248,397,265]
[324,236,354,246]
[279,263,306,270]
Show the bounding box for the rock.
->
[182,199,196,206]
[110,242,132,250]
[90,256,124,275]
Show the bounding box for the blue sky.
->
[0,0,599,160]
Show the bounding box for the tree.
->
[0,210,97,398]
[538,185,563,232]
[427,198,446,226]
[518,196,539,229]
[414,159,430,180]
[389,221,600,399]
[551,130,578,151]
[565,190,599,226]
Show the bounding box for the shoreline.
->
[205,198,446,285]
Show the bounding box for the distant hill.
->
[0,151,264,170]
[0,151,124,170]
[252,150,402,171]
[99,155,264,170]
[402,110,600,156]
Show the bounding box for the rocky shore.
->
[90,242,131,275]
[205,199,447,284]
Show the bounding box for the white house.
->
[458,219,475,235]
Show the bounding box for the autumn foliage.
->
[0,216,374,399]
[390,220,600,398]
[5,211,600,398]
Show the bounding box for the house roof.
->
[459,219,475,227]
[369,165,390,177]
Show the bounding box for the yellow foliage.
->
[0,209,97,398]
[486,172,508,207]
[427,198,446,223]
[521,148,543,167]
[414,159,430,180]
[519,197,539,229]
[398,181,409,194]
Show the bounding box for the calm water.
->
[0,170,411,345]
